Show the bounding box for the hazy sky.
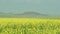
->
[0,0,60,16]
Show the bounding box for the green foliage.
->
[0,22,60,34]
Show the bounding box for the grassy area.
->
[0,18,60,34]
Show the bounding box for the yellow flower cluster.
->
[0,18,60,34]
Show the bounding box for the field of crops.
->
[0,18,60,34]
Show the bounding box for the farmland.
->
[0,18,60,34]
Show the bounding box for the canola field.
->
[0,18,60,34]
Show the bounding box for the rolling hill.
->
[0,12,59,19]
[0,12,48,17]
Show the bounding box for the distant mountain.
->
[0,12,59,18]
[15,12,49,17]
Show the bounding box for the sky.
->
[0,0,60,16]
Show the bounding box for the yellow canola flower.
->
[0,18,60,24]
